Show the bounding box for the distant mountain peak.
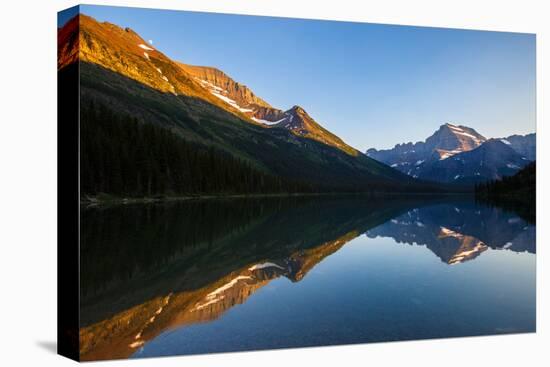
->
[426,123,486,159]
[365,123,533,183]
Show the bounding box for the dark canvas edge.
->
[57,4,81,362]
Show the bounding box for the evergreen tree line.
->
[475,162,535,223]
[80,101,312,197]
[474,162,535,199]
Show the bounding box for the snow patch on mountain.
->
[210,91,253,112]
[251,117,287,126]
[195,78,255,113]
[138,43,154,51]
[439,149,463,160]
[248,262,285,271]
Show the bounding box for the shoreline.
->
[80,191,474,207]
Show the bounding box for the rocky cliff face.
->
[178,63,273,112]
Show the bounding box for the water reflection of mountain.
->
[79,196,416,360]
[79,196,535,360]
[366,202,535,265]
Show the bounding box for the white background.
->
[0,0,548,365]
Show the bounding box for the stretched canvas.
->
[58,4,536,362]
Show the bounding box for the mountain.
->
[366,123,533,184]
[177,62,359,155]
[416,139,531,184]
[366,123,487,176]
[60,14,437,195]
[177,62,274,114]
[271,105,359,156]
[500,133,536,161]
[62,14,358,155]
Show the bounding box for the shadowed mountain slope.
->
[60,14,449,194]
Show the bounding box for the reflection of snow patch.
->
[439,226,464,239]
[248,262,284,271]
[192,276,252,311]
[208,276,252,298]
[129,340,145,348]
[448,241,487,264]
[129,292,172,348]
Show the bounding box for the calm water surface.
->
[79,196,535,360]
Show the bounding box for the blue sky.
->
[61,5,536,150]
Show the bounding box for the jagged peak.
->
[440,122,463,131]
[291,105,305,111]
[287,105,307,115]
[443,122,458,128]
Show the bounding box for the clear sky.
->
[63,5,536,151]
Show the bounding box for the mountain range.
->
[60,14,446,196]
[366,123,535,184]
[59,14,534,193]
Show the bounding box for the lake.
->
[78,196,536,361]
